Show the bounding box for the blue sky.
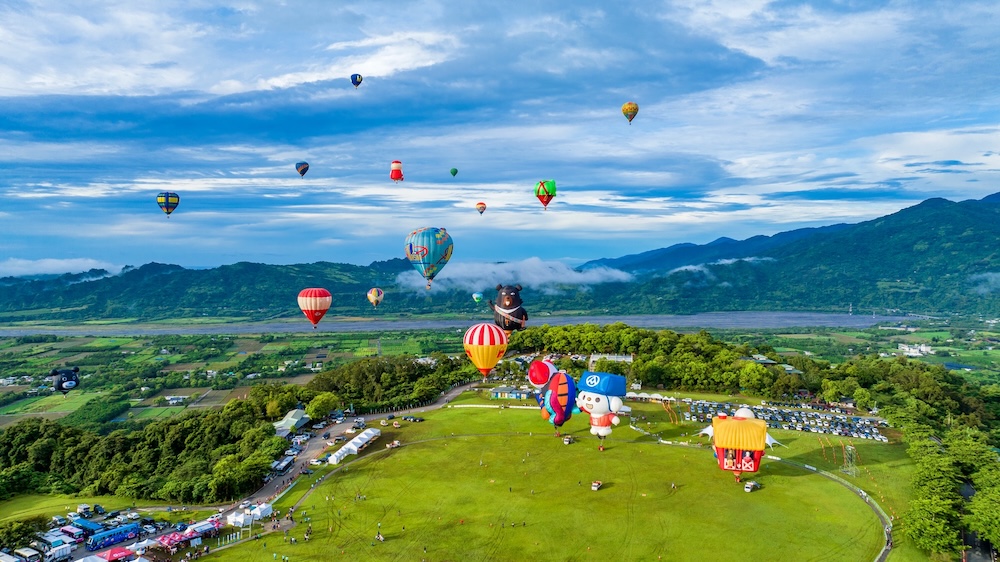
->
[2,1,999,285]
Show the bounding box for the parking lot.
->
[681,399,889,442]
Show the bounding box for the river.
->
[0,312,912,336]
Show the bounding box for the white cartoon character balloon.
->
[575,371,627,451]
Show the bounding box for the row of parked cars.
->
[683,400,890,442]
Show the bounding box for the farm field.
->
[129,406,187,420]
[0,390,101,415]
[200,394,915,562]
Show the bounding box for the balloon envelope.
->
[367,288,384,308]
[541,371,578,428]
[390,160,404,182]
[464,323,508,378]
[711,414,768,476]
[51,367,80,395]
[351,74,363,88]
[534,180,556,209]
[622,101,639,123]
[297,288,332,328]
[527,359,558,388]
[472,292,483,303]
[295,162,309,177]
[404,227,453,289]
[475,202,487,215]
[450,168,458,177]
[156,192,180,217]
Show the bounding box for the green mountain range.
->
[3,194,1000,322]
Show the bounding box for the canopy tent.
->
[157,532,187,548]
[250,503,273,520]
[98,546,134,561]
[328,428,381,464]
[181,528,201,540]
[127,539,158,551]
[226,512,247,527]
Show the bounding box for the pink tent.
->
[98,546,134,561]
[181,528,201,540]
[157,532,185,548]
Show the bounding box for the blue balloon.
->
[351,74,363,88]
[404,227,453,289]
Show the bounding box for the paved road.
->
[245,382,474,507]
[0,312,912,336]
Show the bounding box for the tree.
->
[966,486,1000,546]
[306,392,341,421]
[904,497,963,555]
[0,516,48,551]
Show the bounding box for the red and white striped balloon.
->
[463,322,508,378]
[297,288,332,329]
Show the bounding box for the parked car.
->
[174,522,188,532]
[386,414,395,420]
[322,432,330,439]
[309,459,322,466]
[127,512,141,520]
[51,516,67,527]
[94,505,106,515]
[744,481,761,493]
[142,525,157,534]
[239,501,252,509]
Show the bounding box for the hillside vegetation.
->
[2,195,1000,321]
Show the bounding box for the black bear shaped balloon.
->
[488,284,528,335]
[51,366,80,395]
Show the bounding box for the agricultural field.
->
[199,392,915,562]
[129,406,187,420]
[0,390,102,415]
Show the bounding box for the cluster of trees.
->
[307,354,473,412]
[899,424,1000,557]
[0,400,286,504]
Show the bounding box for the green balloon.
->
[450,168,458,177]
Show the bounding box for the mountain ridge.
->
[3,193,1000,320]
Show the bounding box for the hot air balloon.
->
[157,192,180,217]
[709,409,768,482]
[390,160,404,182]
[622,101,639,124]
[540,371,579,436]
[404,227,453,289]
[527,359,558,388]
[351,74,363,88]
[297,287,332,329]
[475,202,487,215]
[464,323,508,381]
[51,366,80,396]
[367,287,384,308]
[576,371,627,450]
[534,180,556,210]
[296,162,309,177]
[472,292,484,303]
[450,168,458,177]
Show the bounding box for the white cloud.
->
[0,258,122,277]
[394,257,632,292]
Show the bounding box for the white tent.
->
[250,503,273,520]
[625,391,638,399]
[649,393,664,401]
[226,512,247,527]
[329,428,381,464]
[127,539,159,551]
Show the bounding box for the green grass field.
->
[190,394,914,562]
[0,494,159,524]
[0,391,100,415]
[130,406,187,420]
